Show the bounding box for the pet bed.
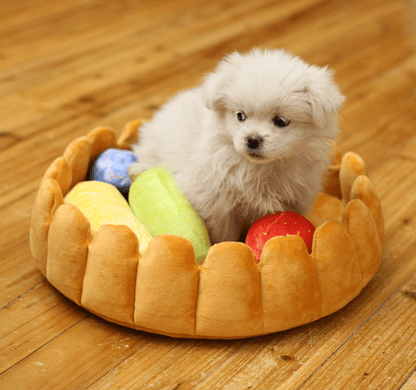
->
[30,120,384,339]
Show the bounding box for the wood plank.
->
[290,272,416,390]
[0,310,151,389]
[371,153,416,227]
[401,371,416,390]
[0,0,322,133]
[0,0,404,138]
[1,322,246,390]
[0,243,44,308]
[0,194,36,250]
[0,283,87,374]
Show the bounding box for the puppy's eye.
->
[273,115,290,128]
[236,111,247,122]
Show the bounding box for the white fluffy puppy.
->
[129,48,345,244]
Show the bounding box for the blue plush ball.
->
[90,149,137,195]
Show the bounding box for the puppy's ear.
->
[203,53,241,110]
[303,67,345,127]
[202,68,229,110]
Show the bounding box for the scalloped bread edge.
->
[29,121,384,339]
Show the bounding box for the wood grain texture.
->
[1,0,416,388]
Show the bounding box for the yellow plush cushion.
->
[64,180,152,255]
[29,121,384,339]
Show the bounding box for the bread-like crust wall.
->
[29,121,384,339]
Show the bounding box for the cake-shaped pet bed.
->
[30,120,384,339]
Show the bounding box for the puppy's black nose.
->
[246,135,263,150]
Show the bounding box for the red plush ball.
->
[245,211,316,263]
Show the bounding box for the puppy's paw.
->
[128,162,148,183]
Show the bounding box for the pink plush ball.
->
[245,211,316,263]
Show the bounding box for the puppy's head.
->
[203,48,345,164]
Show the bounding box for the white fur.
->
[129,48,345,244]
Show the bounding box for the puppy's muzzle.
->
[246,135,264,151]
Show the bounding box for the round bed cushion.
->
[29,120,384,339]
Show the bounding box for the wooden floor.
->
[1,0,416,388]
